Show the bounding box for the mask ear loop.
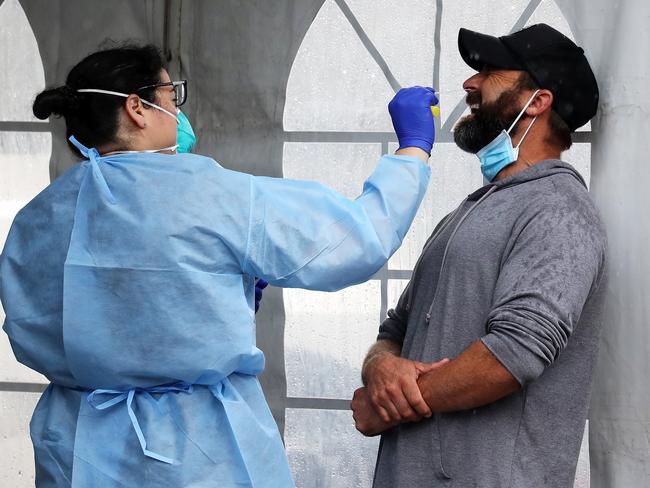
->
[514,116,537,150]
[508,89,540,149]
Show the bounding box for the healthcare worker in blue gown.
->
[0,45,438,487]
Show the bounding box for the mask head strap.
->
[77,88,180,123]
[69,130,178,158]
[104,145,179,155]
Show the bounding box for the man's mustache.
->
[465,91,482,107]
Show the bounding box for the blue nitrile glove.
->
[388,86,438,155]
[255,279,269,314]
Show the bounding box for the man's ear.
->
[123,94,147,129]
[526,89,554,117]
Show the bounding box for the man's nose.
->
[463,72,482,94]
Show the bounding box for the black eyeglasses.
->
[137,80,187,107]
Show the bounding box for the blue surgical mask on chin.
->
[476,89,540,182]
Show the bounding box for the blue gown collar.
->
[68,135,117,204]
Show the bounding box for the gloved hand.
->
[388,86,438,155]
[255,278,269,314]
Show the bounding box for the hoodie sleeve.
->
[481,198,606,386]
[377,281,411,344]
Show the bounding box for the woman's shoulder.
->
[174,153,253,184]
[151,153,255,202]
[16,162,85,219]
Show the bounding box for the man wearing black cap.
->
[352,24,607,487]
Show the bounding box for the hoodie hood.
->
[468,160,587,201]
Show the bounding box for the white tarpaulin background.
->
[556,0,650,486]
[0,0,647,486]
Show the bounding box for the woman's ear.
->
[527,89,554,117]
[123,94,147,129]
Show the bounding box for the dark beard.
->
[453,88,523,154]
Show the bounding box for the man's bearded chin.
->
[453,89,521,154]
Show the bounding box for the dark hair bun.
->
[33,86,78,120]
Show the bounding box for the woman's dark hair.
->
[33,44,164,156]
[517,71,573,152]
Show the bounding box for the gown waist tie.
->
[84,374,273,486]
[86,382,194,464]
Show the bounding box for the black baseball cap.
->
[458,23,599,131]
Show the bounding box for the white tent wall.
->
[556,0,650,486]
[0,0,646,487]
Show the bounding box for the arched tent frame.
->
[0,0,647,487]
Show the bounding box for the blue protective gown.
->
[0,141,430,487]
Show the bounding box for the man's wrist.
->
[361,350,395,386]
[416,370,434,411]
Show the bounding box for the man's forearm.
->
[417,340,520,412]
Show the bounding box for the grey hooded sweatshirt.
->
[373,160,607,488]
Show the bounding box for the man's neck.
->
[494,147,561,181]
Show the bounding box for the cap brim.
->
[458,28,523,71]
